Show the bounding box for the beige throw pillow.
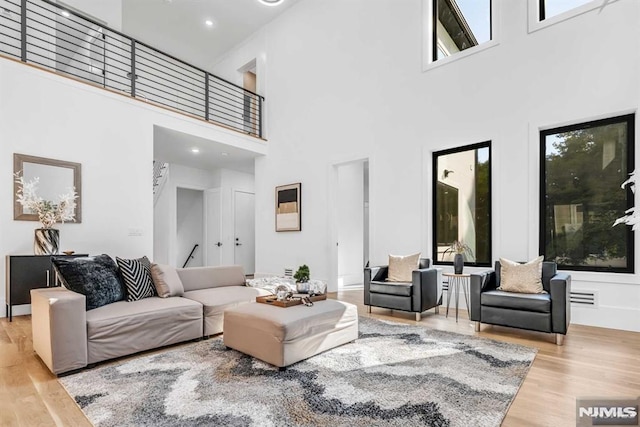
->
[387,253,420,282]
[150,263,185,297]
[498,256,544,294]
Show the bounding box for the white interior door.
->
[205,188,222,267]
[337,161,365,287]
[234,190,255,275]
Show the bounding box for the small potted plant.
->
[442,240,474,274]
[294,264,310,293]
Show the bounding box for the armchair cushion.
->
[387,253,420,282]
[498,256,544,294]
[481,290,551,313]
[369,281,412,297]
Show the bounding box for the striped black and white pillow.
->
[116,256,156,301]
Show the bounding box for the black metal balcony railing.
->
[0,0,264,138]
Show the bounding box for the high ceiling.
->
[123,1,293,174]
[122,0,301,71]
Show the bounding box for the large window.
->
[539,0,592,20]
[540,114,635,272]
[433,0,492,61]
[433,142,492,266]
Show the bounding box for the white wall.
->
[213,0,640,331]
[0,55,264,317]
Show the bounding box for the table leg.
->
[461,277,470,317]
[455,277,459,322]
[445,279,452,318]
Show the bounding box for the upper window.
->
[540,114,635,273]
[433,142,492,266]
[539,0,592,20]
[433,0,492,61]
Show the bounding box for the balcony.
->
[0,0,264,138]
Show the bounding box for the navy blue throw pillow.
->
[52,254,126,310]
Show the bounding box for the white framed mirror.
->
[13,153,82,223]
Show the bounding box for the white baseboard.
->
[0,298,31,318]
[571,305,640,332]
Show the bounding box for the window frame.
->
[432,141,493,268]
[431,0,493,63]
[528,0,606,33]
[539,114,635,273]
[539,0,592,21]
[422,0,502,72]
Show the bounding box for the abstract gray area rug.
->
[59,317,536,427]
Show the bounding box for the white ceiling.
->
[153,126,260,174]
[122,0,300,71]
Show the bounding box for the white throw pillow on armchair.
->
[498,256,545,294]
[387,253,420,282]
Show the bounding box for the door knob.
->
[215,242,222,247]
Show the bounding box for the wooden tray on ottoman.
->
[256,294,327,308]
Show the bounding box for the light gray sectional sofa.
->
[31,265,270,375]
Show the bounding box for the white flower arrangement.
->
[15,172,78,229]
[613,170,638,231]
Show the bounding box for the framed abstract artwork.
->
[275,183,301,231]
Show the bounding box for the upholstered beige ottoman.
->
[223,299,358,369]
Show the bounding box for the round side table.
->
[442,273,471,322]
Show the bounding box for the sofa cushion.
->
[498,256,544,294]
[52,254,125,310]
[116,256,156,301]
[183,286,271,317]
[387,253,420,282]
[177,265,246,292]
[85,296,203,363]
[369,281,413,297]
[183,286,272,335]
[150,263,185,298]
[481,290,551,313]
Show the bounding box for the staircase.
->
[153,161,169,205]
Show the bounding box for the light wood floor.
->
[1,289,639,426]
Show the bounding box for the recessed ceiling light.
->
[205,19,215,27]
[191,148,200,154]
[61,10,70,17]
[221,152,229,156]
[258,0,284,6]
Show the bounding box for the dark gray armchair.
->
[470,261,571,345]
[364,258,440,321]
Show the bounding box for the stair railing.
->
[0,0,264,138]
[182,244,199,268]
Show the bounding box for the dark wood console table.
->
[5,254,88,321]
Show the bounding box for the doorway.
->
[233,190,255,275]
[242,68,257,135]
[205,188,222,267]
[335,159,370,289]
[176,187,204,268]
